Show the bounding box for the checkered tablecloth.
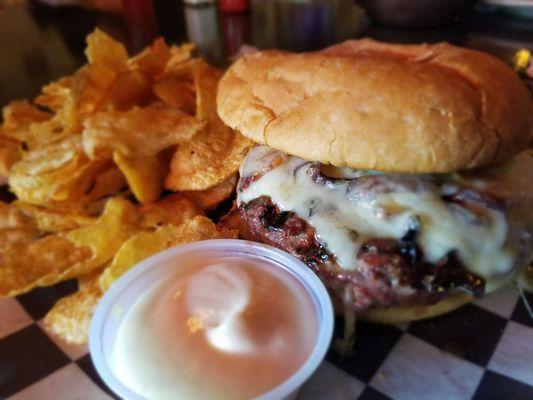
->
[0,280,531,400]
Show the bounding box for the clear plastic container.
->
[89,239,334,400]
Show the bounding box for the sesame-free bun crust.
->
[217,39,533,173]
[356,293,472,324]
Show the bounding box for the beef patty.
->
[236,196,484,312]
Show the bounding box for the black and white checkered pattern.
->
[0,282,531,399]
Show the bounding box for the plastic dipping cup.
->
[89,239,334,400]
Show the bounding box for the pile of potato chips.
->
[0,29,251,344]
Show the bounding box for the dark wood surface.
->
[1,0,533,109]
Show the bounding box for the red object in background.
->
[220,11,250,58]
[123,0,158,53]
[220,0,249,13]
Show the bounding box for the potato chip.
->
[24,116,70,150]
[18,135,81,173]
[8,137,80,203]
[0,234,92,297]
[83,105,205,159]
[1,100,52,133]
[44,272,102,344]
[8,136,112,206]
[113,151,168,204]
[0,198,138,297]
[165,127,251,191]
[58,65,116,134]
[34,76,73,112]
[85,28,128,74]
[106,69,152,111]
[0,228,39,259]
[130,37,171,77]
[99,228,175,292]
[80,197,110,217]
[164,43,196,74]
[1,100,52,144]
[192,60,220,120]
[153,75,196,114]
[57,197,140,280]
[0,28,242,309]
[52,159,115,205]
[139,193,202,228]
[0,202,39,260]
[165,61,253,190]
[78,270,103,289]
[85,165,127,200]
[0,201,37,230]
[13,201,95,232]
[58,28,129,133]
[0,135,22,182]
[183,174,237,211]
[99,215,229,291]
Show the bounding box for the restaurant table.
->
[0,1,532,399]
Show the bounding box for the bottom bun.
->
[354,293,473,324]
[331,292,473,324]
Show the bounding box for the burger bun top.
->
[217,39,533,173]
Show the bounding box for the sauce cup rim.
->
[89,239,334,400]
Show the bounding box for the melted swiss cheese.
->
[238,147,533,291]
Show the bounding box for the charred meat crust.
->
[238,196,485,312]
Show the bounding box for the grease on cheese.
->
[238,147,532,287]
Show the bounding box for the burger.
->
[216,39,533,324]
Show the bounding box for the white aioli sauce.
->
[114,260,317,400]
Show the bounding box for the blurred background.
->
[1,0,532,105]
